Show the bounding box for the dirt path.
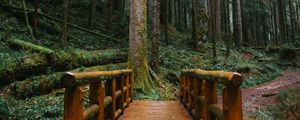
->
[242,71,300,116]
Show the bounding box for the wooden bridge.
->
[61,69,243,120]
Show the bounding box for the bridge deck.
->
[119,100,193,120]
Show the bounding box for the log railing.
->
[61,69,133,120]
[180,69,243,120]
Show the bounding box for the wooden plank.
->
[119,101,193,120]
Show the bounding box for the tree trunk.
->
[277,0,287,45]
[191,0,198,49]
[33,0,39,37]
[289,0,295,44]
[62,0,68,45]
[152,0,160,73]
[88,0,97,29]
[233,0,243,50]
[129,0,154,92]
[214,0,221,57]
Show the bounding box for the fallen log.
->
[49,49,128,70]
[0,48,128,86]
[0,53,49,86]
[7,37,54,54]
[10,63,127,99]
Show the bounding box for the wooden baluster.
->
[182,75,187,104]
[129,74,133,102]
[205,80,217,120]
[199,80,205,119]
[125,75,130,106]
[180,75,183,101]
[222,85,242,120]
[107,79,116,120]
[98,82,105,120]
[89,80,102,120]
[63,86,84,120]
[193,78,199,119]
[187,76,193,110]
[120,76,125,111]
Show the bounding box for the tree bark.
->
[88,0,97,29]
[214,0,221,57]
[62,0,69,45]
[152,0,160,72]
[233,0,243,50]
[129,0,154,92]
[191,0,198,50]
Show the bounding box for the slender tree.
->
[214,0,221,57]
[33,0,39,37]
[62,0,69,45]
[152,0,160,72]
[88,0,97,29]
[191,0,198,49]
[233,0,243,50]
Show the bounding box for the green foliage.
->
[0,96,9,118]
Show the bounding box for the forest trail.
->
[241,71,300,115]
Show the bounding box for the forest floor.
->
[242,71,300,117]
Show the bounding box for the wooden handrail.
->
[62,69,133,120]
[180,69,243,120]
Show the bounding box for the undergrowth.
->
[254,87,300,120]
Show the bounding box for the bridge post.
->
[63,86,84,120]
[205,80,217,120]
[222,85,242,120]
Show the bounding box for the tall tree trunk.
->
[214,0,221,57]
[88,0,97,29]
[33,0,39,37]
[233,0,243,50]
[169,0,174,25]
[224,0,230,56]
[289,0,295,44]
[177,0,181,31]
[129,0,154,92]
[107,0,113,30]
[164,0,169,44]
[62,0,69,45]
[277,0,287,45]
[191,0,198,49]
[152,0,160,72]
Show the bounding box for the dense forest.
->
[0,0,299,119]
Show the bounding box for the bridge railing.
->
[180,69,243,120]
[61,69,133,120]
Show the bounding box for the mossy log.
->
[0,53,49,86]
[0,48,128,86]
[7,37,54,54]
[10,63,127,99]
[49,49,128,70]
